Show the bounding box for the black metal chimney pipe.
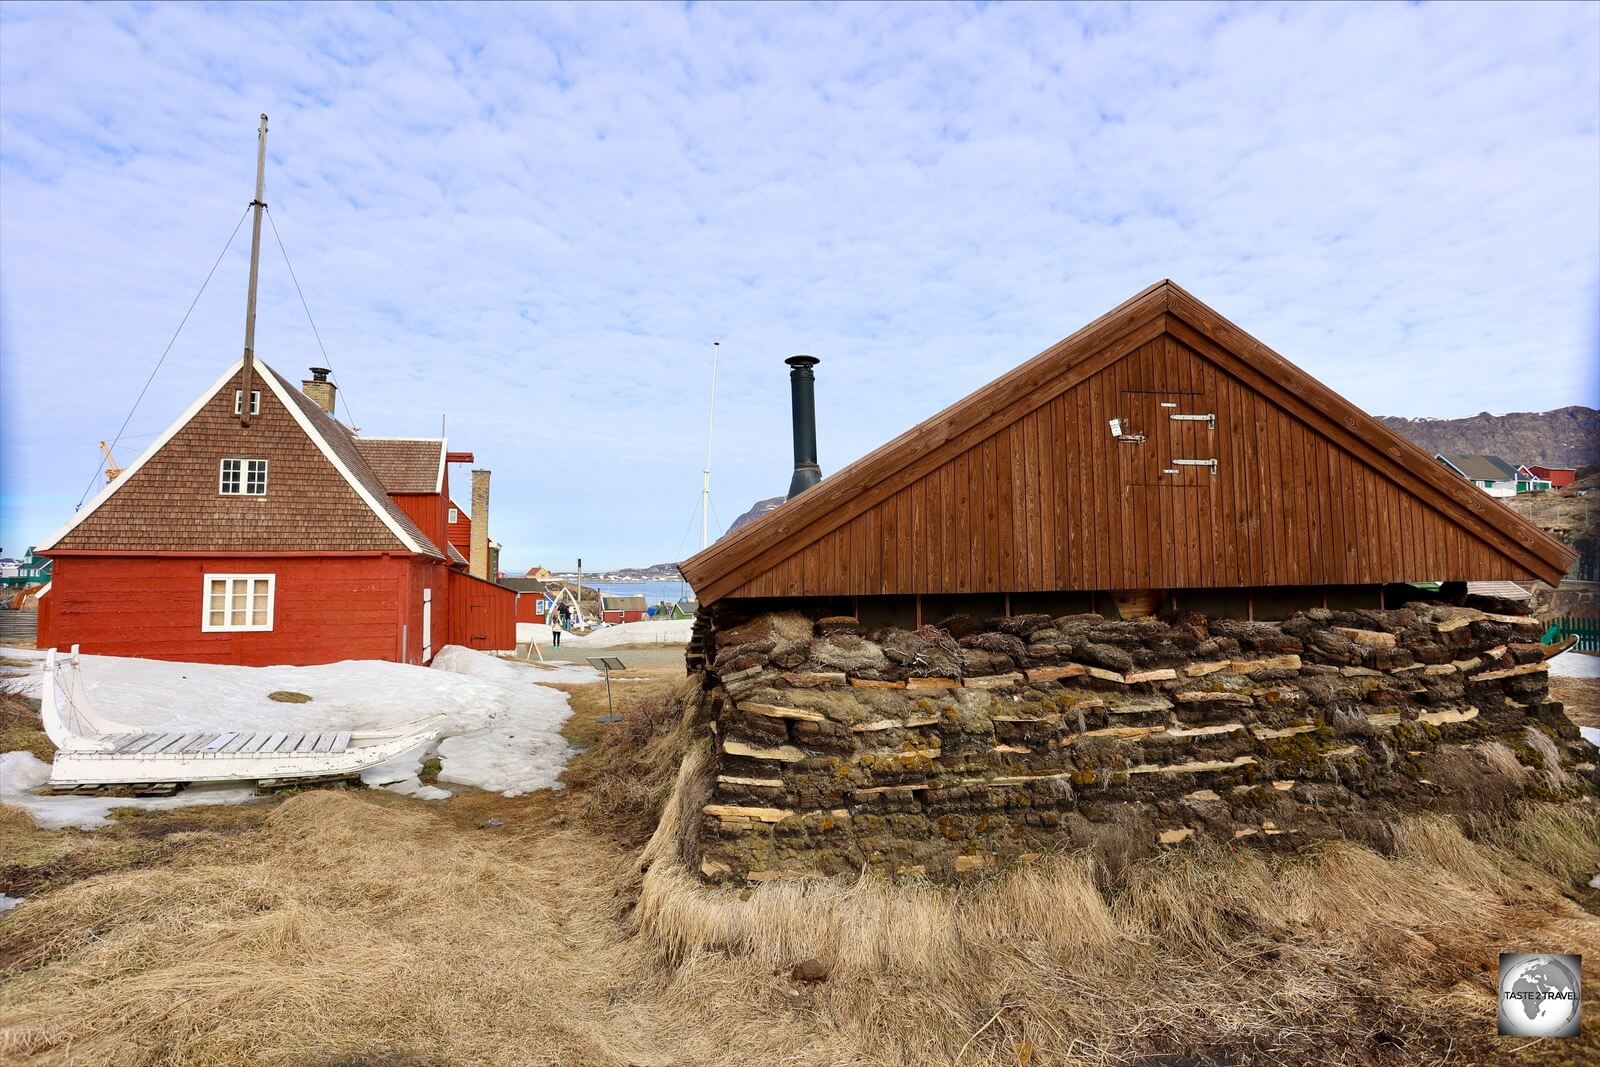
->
[785,355,821,500]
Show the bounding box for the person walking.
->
[549,599,563,649]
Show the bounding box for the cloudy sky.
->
[1,2,1596,571]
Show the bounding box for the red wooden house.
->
[446,498,473,561]
[35,360,515,666]
[1525,464,1578,489]
[600,593,648,624]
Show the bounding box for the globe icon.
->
[1499,955,1581,1037]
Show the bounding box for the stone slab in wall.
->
[686,603,1596,882]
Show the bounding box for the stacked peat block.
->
[689,603,1596,883]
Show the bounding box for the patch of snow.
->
[1549,652,1600,679]
[0,894,22,914]
[0,751,261,829]
[1580,726,1600,750]
[1,644,578,825]
[358,738,451,799]
[428,646,579,796]
[517,619,692,648]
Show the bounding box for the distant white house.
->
[1434,453,1531,498]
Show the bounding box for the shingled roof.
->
[261,364,443,558]
[1436,454,1518,483]
[40,359,442,559]
[353,437,446,494]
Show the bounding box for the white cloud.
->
[1,1,1596,569]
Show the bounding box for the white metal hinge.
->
[1171,458,1218,475]
[1169,413,1216,430]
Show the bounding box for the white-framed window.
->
[219,457,269,495]
[233,389,261,415]
[448,507,459,523]
[202,573,275,632]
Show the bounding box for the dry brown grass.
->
[1552,675,1600,731]
[2,676,1598,1066]
[0,692,53,763]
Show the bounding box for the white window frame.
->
[233,389,262,415]
[219,457,269,495]
[448,507,459,523]
[201,573,276,632]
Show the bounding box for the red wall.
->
[393,492,448,557]
[1529,466,1577,489]
[445,570,516,651]
[36,582,55,648]
[43,553,418,666]
[516,593,549,624]
[602,609,646,624]
[447,498,472,558]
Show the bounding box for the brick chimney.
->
[469,469,491,580]
[302,367,336,415]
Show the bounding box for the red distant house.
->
[600,593,648,624]
[1524,464,1578,489]
[446,497,472,560]
[35,361,515,666]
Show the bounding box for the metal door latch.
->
[1172,458,1218,475]
[1108,418,1145,443]
[1169,413,1216,430]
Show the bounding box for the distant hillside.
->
[1378,406,1598,469]
[728,495,785,533]
[551,561,682,581]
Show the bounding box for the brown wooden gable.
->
[43,361,434,556]
[680,281,1574,602]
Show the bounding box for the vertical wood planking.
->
[718,328,1561,598]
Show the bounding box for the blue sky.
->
[1,1,1597,571]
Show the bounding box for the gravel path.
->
[514,642,688,669]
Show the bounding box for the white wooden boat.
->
[40,646,438,788]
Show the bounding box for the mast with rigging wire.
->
[238,113,269,427]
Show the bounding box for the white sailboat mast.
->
[239,113,269,427]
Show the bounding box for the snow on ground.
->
[0,893,22,914]
[426,647,578,795]
[517,619,692,648]
[1550,651,1600,679]
[1,751,260,829]
[1,645,578,828]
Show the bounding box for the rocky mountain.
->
[551,561,682,581]
[1378,406,1598,469]
[728,495,785,533]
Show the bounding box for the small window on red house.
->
[202,574,274,631]
[448,507,459,523]
[233,389,261,415]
